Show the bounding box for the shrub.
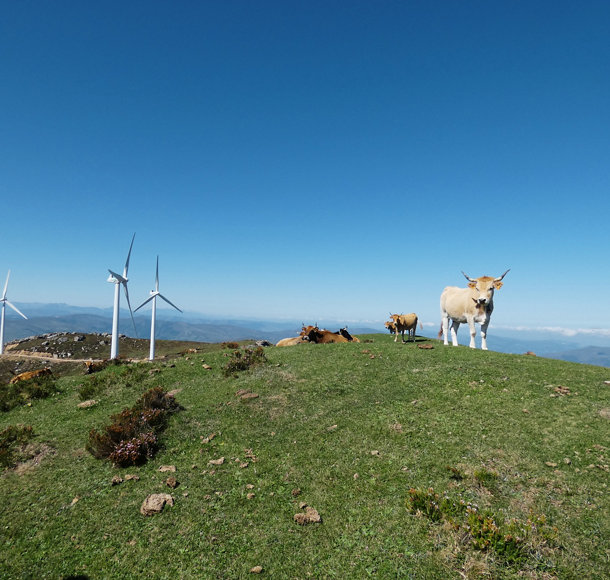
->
[406,487,557,567]
[222,346,267,377]
[222,341,240,350]
[0,376,60,412]
[86,387,180,467]
[0,424,34,468]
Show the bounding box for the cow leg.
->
[441,314,450,346]
[467,318,477,348]
[450,321,460,347]
[402,330,406,343]
[394,328,399,342]
[480,322,489,350]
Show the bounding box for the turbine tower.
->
[107,234,137,359]
[135,256,182,361]
[0,271,28,355]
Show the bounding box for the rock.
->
[250,565,263,573]
[77,400,98,409]
[202,364,212,370]
[208,457,225,466]
[166,477,179,489]
[140,494,174,516]
[112,475,124,486]
[125,474,140,482]
[159,465,176,473]
[241,393,259,400]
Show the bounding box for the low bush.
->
[86,387,181,467]
[222,346,267,376]
[0,376,60,412]
[0,424,34,468]
[407,487,558,567]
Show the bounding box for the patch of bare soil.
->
[11,443,57,476]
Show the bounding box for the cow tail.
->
[419,321,423,331]
[437,324,443,339]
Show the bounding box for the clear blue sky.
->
[2,1,609,332]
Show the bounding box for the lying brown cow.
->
[387,313,421,343]
[276,336,309,347]
[84,360,109,374]
[304,327,349,344]
[9,368,53,384]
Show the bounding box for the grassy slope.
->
[1,335,608,579]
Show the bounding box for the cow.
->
[338,327,360,342]
[276,336,309,347]
[84,360,109,374]
[299,324,318,337]
[387,313,421,343]
[385,321,397,335]
[439,270,509,350]
[304,327,349,344]
[9,368,53,384]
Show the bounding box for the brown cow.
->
[387,313,421,343]
[304,327,349,344]
[9,368,53,384]
[276,336,309,347]
[84,360,109,374]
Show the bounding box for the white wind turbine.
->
[134,256,182,361]
[0,271,28,355]
[107,234,138,359]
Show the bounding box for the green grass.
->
[1,336,609,579]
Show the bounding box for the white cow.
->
[439,270,509,350]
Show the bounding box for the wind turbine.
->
[135,256,182,361]
[107,234,137,359]
[0,271,28,355]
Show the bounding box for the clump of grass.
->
[222,346,267,377]
[222,341,240,350]
[446,465,465,480]
[0,424,34,468]
[0,376,60,412]
[406,487,558,567]
[86,387,181,467]
[474,467,499,486]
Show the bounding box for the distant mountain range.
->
[4,302,610,368]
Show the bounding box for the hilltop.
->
[4,302,610,367]
[1,333,608,578]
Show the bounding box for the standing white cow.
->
[439,270,509,350]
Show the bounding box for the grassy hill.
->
[1,335,608,579]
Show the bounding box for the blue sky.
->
[2,1,609,333]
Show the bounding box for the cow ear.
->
[494,281,504,290]
[468,281,476,289]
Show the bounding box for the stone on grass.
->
[159,465,176,472]
[140,493,174,516]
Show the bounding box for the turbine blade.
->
[6,300,28,320]
[155,256,159,292]
[122,283,138,337]
[124,233,136,277]
[158,294,182,313]
[134,295,155,312]
[2,270,9,300]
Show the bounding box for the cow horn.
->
[461,271,476,283]
[495,269,510,281]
